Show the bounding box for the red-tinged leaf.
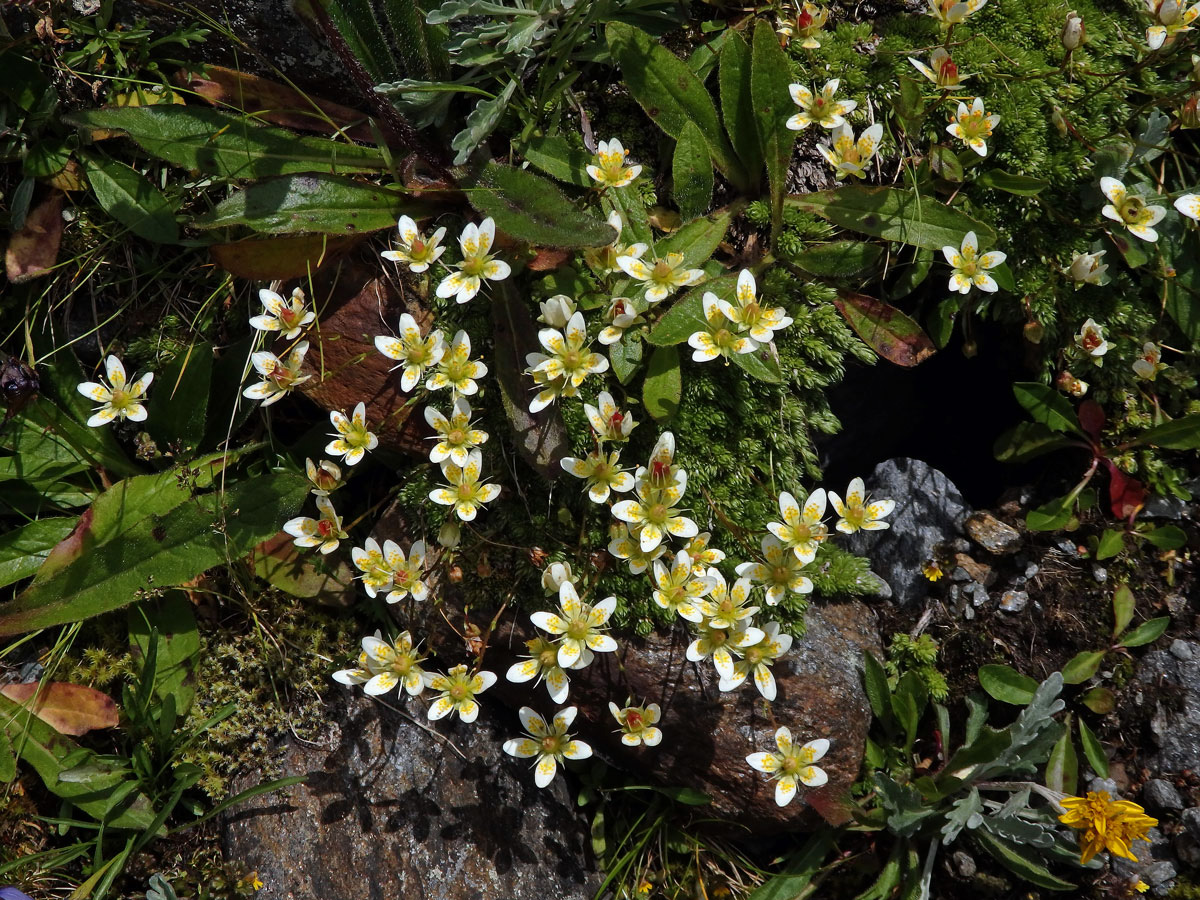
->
[1078,400,1105,444]
[36,507,94,582]
[0,682,118,736]
[527,247,570,271]
[1103,460,1146,520]
[209,234,364,280]
[5,191,64,283]
[832,292,936,367]
[251,532,356,605]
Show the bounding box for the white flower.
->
[77,356,153,427]
[716,269,792,344]
[538,295,577,328]
[607,524,667,575]
[425,664,496,723]
[650,550,717,623]
[767,489,829,564]
[612,484,698,553]
[305,458,343,496]
[242,341,310,407]
[382,539,428,603]
[818,123,884,180]
[333,631,428,697]
[428,449,501,521]
[786,79,857,131]
[586,138,642,188]
[283,495,347,555]
[737,536,813,606]
[908,48,968,87]
[942,231,1006,294]
[585,391,637,441]
[503,706,592,788]
[561,449,635,503]
[720,621,794,700]
[1100,177,1167,242]
[530,582,618,669]
[683,532,725,574]
[1133,343,1166,381]
[617,249,705,303]
[325,401,379,466]
[506,636,573,704]
[946,97,999,157]
[425,396,488,466]
[926,0,987,26]
[351,537,395,598]
[598,296,646,346]
[1145,0,1199,49]
[375,314,446,392]
[436,218,510,303]
[525,311,609,412]
[1074,318,1110,359]
[688,621,765,680]
[426,329,487,396]
[829,477,895,533]
[791,2,829,48]
[541,561,576,594]
[1176,193,1200,221]
[689,291,760,363]
[1064,250,1108,287]
[746,727,829,806]
[696,569,760,629]
[609,702,663,747]
[250,287,315,339]
[381,215,447,273]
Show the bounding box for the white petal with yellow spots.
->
[77,355,155,427]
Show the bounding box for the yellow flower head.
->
[1058,791,1158,864]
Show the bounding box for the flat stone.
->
[952,553,994,586]
[221,693,600,900]
[1171,640,1195,662]
[1140,860,1177,886]
[1141,779,1183,813]
[964,512,1022,555]
[998,590,1028,613]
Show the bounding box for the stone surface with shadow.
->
[221,693,600,900]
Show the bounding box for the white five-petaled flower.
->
[908,48,968,87]
[507,636,573,704]
[561,450,635,503]
[243,342,311,407]
[525,311,609,413]
[326,401,378,466]
[77,355,154,427]
[943,231,1006,294]
[351,537,396,598]
[689,292,760,363]
[530,582,618,669]
[333,631,429,697]
[768,489,829,564]
[425,397,488,466]
[429,450,501,521]
[1064,250,1109,287]
[737,535,814,606]
[926,0,987,25]
[829,477,895,533]
[1074,318,1110,360]
[305,458,344,496]
[717,269,793,343]
[720,621,794,700]
[283,495,348,555]
[946,97,999,157]
[503,706,593,788]
[1145,0,1199,48]
[250,287,316,339]
[1100,177,1167,243]
[818,123,884,180]
[586,138,643,189]
[426,329,488,396]
[696,569,760,630]
[1133,343,1166,381]
[598,296,646,346]
[1176,193,1200,221]
[382,539,429,603]
[375,314,446,392]
[651,550,716,623]
[436,218,510,304]
[382,215,447,273]
[687,620,765,681]
[617,249,706,303]
[426,663,496,723]
[746,727,830,807]
[786,79,857,131]
[609,702,663,747]
[585,391,637,442]
[607,524,667,574]
[612,479,698,553]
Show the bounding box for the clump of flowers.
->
[77,356,154,427]
[333,632,429,697]
[1058,791,1158,864]
[503,706,592,788]
[746,727,830,806]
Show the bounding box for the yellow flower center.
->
[448,428,466,446]
[745,646,764,665]
[449,683,468,701]
[108,386,134,412]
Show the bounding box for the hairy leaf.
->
[1012,383,1083,436]
[672,121,713,221]
[467,162,616,248]
[832,292,935,367]
[0,518,76,590]
[718,31,762,186]
[750,19,794,234]
[522,135,593,188]
[793,241,883,278]
[83,153,178,244]
[643,346,682,422]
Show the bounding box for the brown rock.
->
[965,512,1022,555]
[952,552,995,587]
[221,692,600,900]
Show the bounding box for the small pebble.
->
[999,589,1028,613]
[951,851,976,878]
[1171,640,1195,662]
[1092,565,1108,583]
[1024,562,1039,578]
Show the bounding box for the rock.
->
[1171,640,1195,662]
[1182,807,1200,841]
[1092,565,1108,584]
[951,553,994,586]
[1174,833,1200,868]
[998,590,1028,613]
[964,512,1021,555]
[1140,860,1176,888]
[950,850,976,878]
[1134,642,1200,772]
[964,582,989,607]
[844,459,971,606]
[221,692,600,900]
[1141,779,1183,813]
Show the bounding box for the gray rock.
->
[1182,807,1200,841]
[965,582,989,607]
[222,693,599,900]
[1134,642,1200,772]
[845,459,970,605]
[1171,640,1195,662]
[950,850,976,878]
[1092,565,1107,583]
[1089,776,1120,796]
[1174,833,1200,868]
[1140,860,1176,886]
[999,590,1028,613]
[964,512,1021,555]
[1144,495,1188,519]
[1141,779,1183,812]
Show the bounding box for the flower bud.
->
[1192,53,1200,82]
[1056,371,1089,397]
[1158,0,1181,25]
[1061,11,1085,50]
[1181,93,1200,129]
[438,519,461,549]
[1064,249,1108,286]
[541,561,575,594]
[537,295,576,328]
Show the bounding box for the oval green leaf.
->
[978,664,1039,705]
[467,162,616,248]
[643,345,682,423]
[832,292,936,367]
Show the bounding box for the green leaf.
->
[382,0,447,81]
[82,153,179,244]
[609,331,643,384]
[1134,414,1200,450]
[64,107,390,178]
[0,472,307,636]
[451,79,517,165]
[192,174,423,234]
[0,729,14,783]
[976,169,1049,196]
[891,671,927,751]
[672,121,713,221]
[929,145,963,183]
[322,0,401,82]
[863,651,892,724]
[648,275,736,346]
[1078,718,1108,778]
[128,593,201,716]
[886,246,933,301]
[606,22,745,189]
[643,345,682,423]
[1026,494,1074,532]
[750,19,794,236]
[604,184,652,246]
[1080,687,1115,715]
[973,830,1076,891]
[1012,382,1083,435]
[467,162,617,248]
[1095,528,1125,561]
[994,421,1077,464]
[787,186,996,252]
[832,292,936,367]
[1061,651,1104,685]
[654,209,732,269]
[745,831,834,900]
[521,135,593,188]
[894,75,925,128]
[978,664,1039,705]
[0,518,76,590]
[147,342,212,455]
[793,241,883,278]
[1143,525,1187,550]
[1119,617,1169,649]
[732,343,784,383]
[718,31,762,187]
[1112,584,1135,638]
